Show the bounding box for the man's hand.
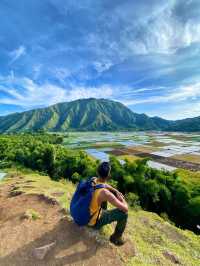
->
[105,184,125,202]
[99,189,128,213]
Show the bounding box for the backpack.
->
[70,178,105,226]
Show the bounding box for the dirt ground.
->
[0,180,123,266]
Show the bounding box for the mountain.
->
[166,116,200,132]
[0,98,199,132]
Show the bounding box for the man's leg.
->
[94,208,128,245]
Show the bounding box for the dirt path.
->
[0,180,123,266]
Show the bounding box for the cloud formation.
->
[0,0,200,119]
[0,75,113,108]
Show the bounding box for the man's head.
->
[97,161,111,180]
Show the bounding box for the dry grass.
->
[172,154,200,164]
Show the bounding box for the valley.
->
[62,131,200,172]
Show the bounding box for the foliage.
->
[0,133,98,182]
[109,156,200,233]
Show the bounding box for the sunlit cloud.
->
[0,75,113,108]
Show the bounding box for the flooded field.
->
[63,132,200,172]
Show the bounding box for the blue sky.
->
[0,0,200,120]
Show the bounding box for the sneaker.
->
[110,234,125,246]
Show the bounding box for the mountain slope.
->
[167,116,200,132]
[0,98,166,132]
[0,98,199,132]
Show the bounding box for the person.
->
[88,161,128,246]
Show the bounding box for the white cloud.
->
[9,45,26,63]
[123,3,200,55]
[93,61,113,73]
[123,82,200,105]
[0,75,113,108]
[67,85,113,100]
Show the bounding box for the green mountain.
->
[167,116,200,132]
[0,98,199,132]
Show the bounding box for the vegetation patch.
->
[117,155,141,162]
[23,209,42,220]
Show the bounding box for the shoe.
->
[110,234,125,246]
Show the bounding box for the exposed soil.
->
[109,148,200,171]
[0,180,123,266]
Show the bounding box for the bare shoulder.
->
[100,188,114,199]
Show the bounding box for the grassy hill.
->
[1,168,199,265]
[0,98,168,132]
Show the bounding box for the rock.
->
[51,191,65,197]
[38,194,58,205]
[121,240,137,257]
[21,213,30,220]
[59,208,67,214]
[33,241,56,260]
[163,250,181,264]
[9,190,23,197]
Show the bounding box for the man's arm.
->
[98,189,128,213]
[105,184,125,201]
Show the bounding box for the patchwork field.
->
[61,132,200,172]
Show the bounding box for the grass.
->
[1,167,200,265]
[23,209,42,220]
[117,155,141,162]
[176,168,200,187]
[172,154,200,164]
[1,166,74,210]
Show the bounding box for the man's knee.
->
[116,209,128,219]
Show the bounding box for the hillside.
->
[0,98,171,132]
[0,98,200,132]
[0,169,200,265]
[167,116,200,132]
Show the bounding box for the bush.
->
[126,192,140,209]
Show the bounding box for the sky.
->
[0,0,200,120]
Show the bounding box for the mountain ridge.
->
[0,98,199,132]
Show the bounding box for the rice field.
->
[62,132,200,171]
